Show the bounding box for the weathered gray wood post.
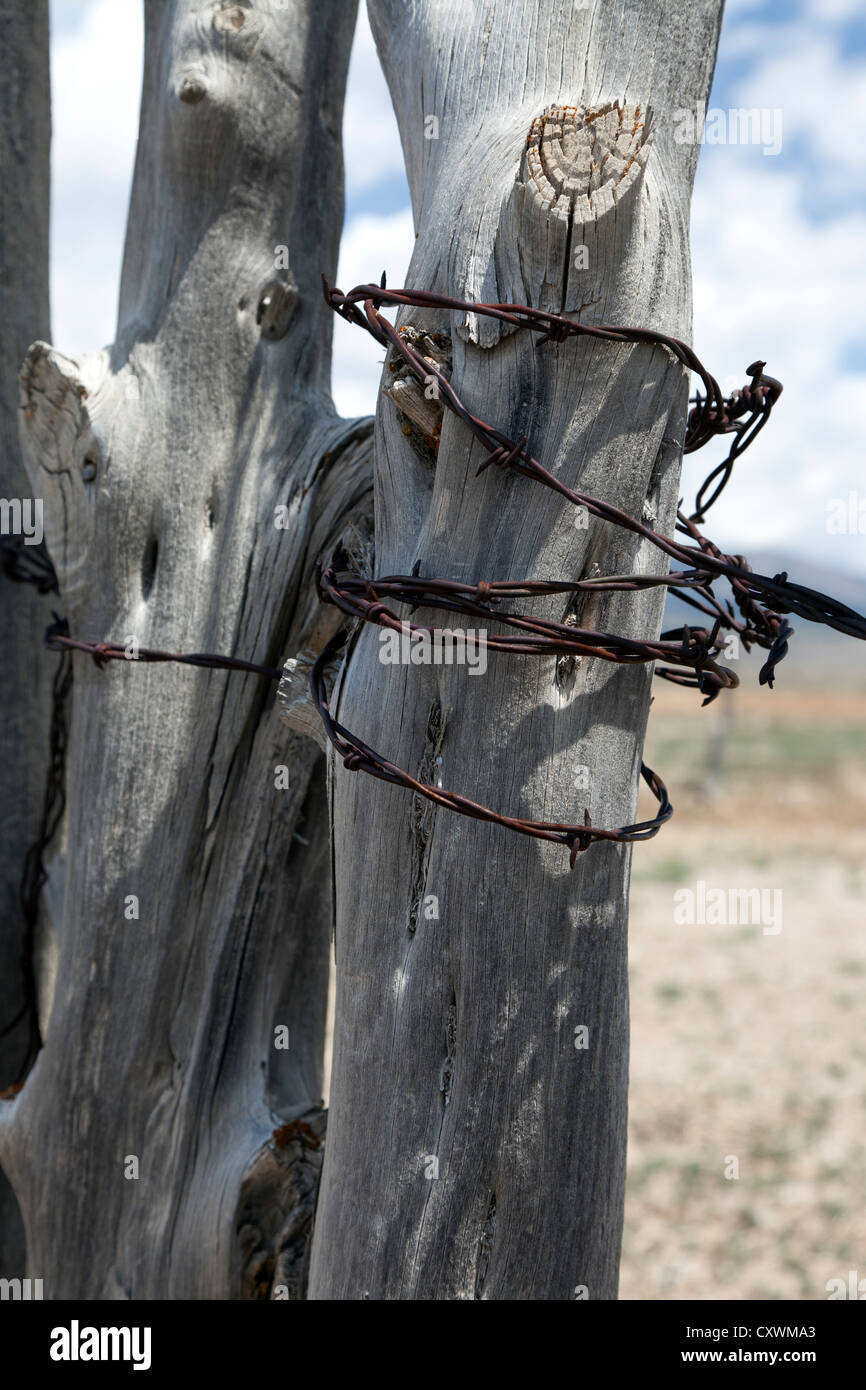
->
[310,0,724,1299]
[0,0,369,1299]
[0,0,52,1278]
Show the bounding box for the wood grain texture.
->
[0,0,369,1299]
[0,0,52,1278]
[310,0,723,1300]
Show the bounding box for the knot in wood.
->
[522,101,651,219]
[257,276,298,341]
[179,75,207,105]
[214,4,247,32]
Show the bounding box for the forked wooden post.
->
[0,0,369,1299]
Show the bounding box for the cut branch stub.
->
[382,325,451,469]
[18,343,109,611]
[522,102,652,225]
[459,100,653,346]
[511,100,652,325]
[279,648,335,753]
[278,507,375,751]
[214,4,248,34]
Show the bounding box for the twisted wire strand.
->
[3,284,862,880]
[305,279,864,861]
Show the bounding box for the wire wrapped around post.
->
[310,627,673,869]
[11,285,866,871]
[309,278,866,864]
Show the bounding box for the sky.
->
[48,0,866,575]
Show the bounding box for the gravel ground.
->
[622,681,866,1300]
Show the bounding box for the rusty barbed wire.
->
[316,564,739,696]
[42,616,284,680]
[324,284,866,646]
[324,280,784,510]
[4,282,864,878]
[311,627,673,867]
[305,277,866,862]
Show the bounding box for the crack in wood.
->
[474,1191,496,1299]
[407,698,449,935]
[439,999,457,1107]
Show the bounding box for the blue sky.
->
[49,0,866,574]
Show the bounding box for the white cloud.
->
[687,155,866,573]
[723,0,769,14]
[342,5,405,199]
[808,0,864,20]
[683,6,866,575]
[733,32,866,187]
[331,209,415,419]
[51,0,142,185]
[50,0,143,350]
